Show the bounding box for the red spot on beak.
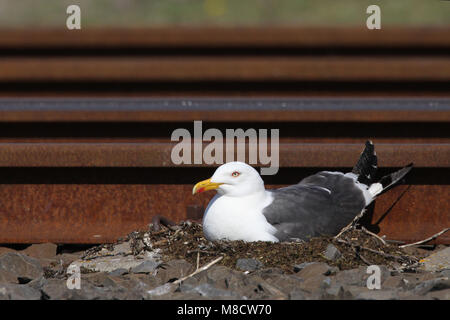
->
[198,187,205,193]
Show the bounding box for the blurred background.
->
[0,0,449,27]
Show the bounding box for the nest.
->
[126,221,425,273]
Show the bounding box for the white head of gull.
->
[192,161,278,242]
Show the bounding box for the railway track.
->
[0,27,449,97]
[0,98,448,244]
[0,27,448,244]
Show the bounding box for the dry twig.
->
[334,209,366,239]
[335,239,411,262]
[361,226,387,246]
[173,256,223,285]
[196,251,200,270]
[399,228,450,248]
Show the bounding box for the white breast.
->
[202,191,278,242]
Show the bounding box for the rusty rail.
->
[0,98,448,244]
[0,27,449,97]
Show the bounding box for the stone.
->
[41,278,144,300]
[355,289,399,300]
[253,267,285,279]
[82,272,120,288]
[205,266,243,289]
[335,266,390,287]
[155,259,194,284]
[253,279,289,299]
[413,277,450,295]
[147,283,177,298]
[323,244,342,261]
[321,284,352,300]
[262,274,304,294]
[296,262,337,278]
[69,250,162,273]
[22,243,58,260]
[419,247,450,272]
[111,242,133,256]
[321,277,332,288]
[235,258,263,272]
[382,276,407,289]
[54,253,83,266]
[293,262,315,273]
[289,289,308,300]
[0,283,42,300]
[0,252,43,284]
[426,288,450,300]
[0,247,16,256]
[179,283,237,298]
[130,260,161,274]
[115,273,159,292]
[108,268,128,276]
[439,269,450,278]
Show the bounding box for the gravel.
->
[0,221,448,300]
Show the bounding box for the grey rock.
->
[252,267,285,279]
[296,262,337,278]
[426,288,450,300]
[54,253,83,266]
[236,258,263,272]
[70,250,162,273]
[130,260,160,274]
[82,272,120,288]
[0,283,42,300]
[147,283,177,298]
[335,266,390,287]
[262,274,304,294]
[205,266,244,289]
[28,275,50,292]
[382,276,408,289]
[294,263,339,294]
[111,242,133,256]
[115,273,159,292]
[413,277,450,295]
[293,262,315,273]
[0,252,43,284]
[180,283,237,298]
[438,269,450,278]
[41,278,144,300]
[0,247,16,256]
[253,279,290,299]
[323,244,342,261]
[321,277,332,289]
[419,247,450,272]
[321,284,352,300]
[355,289,399,300]
[108,268,128,276]
[156,259,194,283]
[289,289,308,300]
[22,243,58,260]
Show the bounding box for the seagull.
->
[192,141,412,242]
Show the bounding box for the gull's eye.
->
[231,171,240,177]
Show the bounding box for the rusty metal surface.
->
[1,28,449,97]
[1,57,449,82]
[0,98,449,122]
[0,27,449,49]
[0,143,448,168]
[0,184,447,244]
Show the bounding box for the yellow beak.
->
[192,178,222,195]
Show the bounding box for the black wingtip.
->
[353,140,378,185]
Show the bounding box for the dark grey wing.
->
[263,172,366,241]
